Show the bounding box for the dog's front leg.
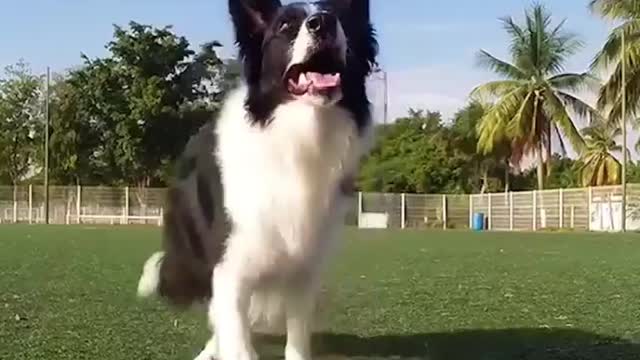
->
[211,263,256,360]
[285,287,316,360]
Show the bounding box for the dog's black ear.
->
[228,0,281,64]
[353,0,371,19]
[330,0,370,21]
[331,0,377,74]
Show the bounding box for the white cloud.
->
[367,65,494,122]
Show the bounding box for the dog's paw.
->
[193,351,215,360]
[285,346,311,360]
[193,350,216,360]
[194,339,218,360]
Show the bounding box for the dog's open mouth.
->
[284,50,344,96]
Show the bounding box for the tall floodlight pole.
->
[373,67,389,124]
[383,69,388,125]
[621,28,627,232]
[44,67,50,224]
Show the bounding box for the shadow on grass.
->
[258,328,640,359]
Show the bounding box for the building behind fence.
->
[2,184,640,231]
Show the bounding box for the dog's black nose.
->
[306,12,336,36]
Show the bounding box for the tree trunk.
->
[504,160,510,193]
[480,169,488,194]
[546,121,552,177]
[536,143,545,191]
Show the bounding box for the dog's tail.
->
[137,251,165,298]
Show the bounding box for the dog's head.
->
[229,0,378,129]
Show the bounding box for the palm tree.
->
[590,0,640,123]
[450,101,513,193]
[578,122,624,186]
[472,3,600,190]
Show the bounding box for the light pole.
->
[373,67,388,124]
[44,67,50,224]
[621,27,627,232]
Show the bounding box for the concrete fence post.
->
[76,185,82,224]
[509,192,514,231]
[588,186,593,231]
[559,188,564,229]
[28,185,33,224]
[468,195,474,228]
[442,194,447,230]
[357,191,363,228]
[487,194,492,230]
[124,186,130,225]
[400,193,406,229]
[532,190,537,231]
[12,185,17,223]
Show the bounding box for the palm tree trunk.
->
[546,120,552,177]
[536,143,545,191]
[480,169,488,194]
[504,160,510,193]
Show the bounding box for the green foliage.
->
[591,0,640,128]
[0,61,42,184]
[46,22,238,186]
[472,3,600,190]
[359,110,470,194]
[359,106,511,194]
[577,122,624,186]
[47,74,101,185]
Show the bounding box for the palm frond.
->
[476,50,528,79]
[546,33,584,74]
[470,80,526,101]
[500,16,527,45]
[544,91,586,154]
[554,91,604,124]
[591,19,640,71]
[597,53,640,122]
[590,0,640,20]
[508,91,536,140]
[548,72,602,93]
[635,137,640,153]
[476,87,528,154]
[518,3,584,75]
[553,123,568,156]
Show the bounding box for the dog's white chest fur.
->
[216,87,362,282]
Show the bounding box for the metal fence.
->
[1,184,639,231]
[0,185,166,225]
[358,184,640,232]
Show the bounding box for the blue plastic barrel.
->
[472,212,485,231]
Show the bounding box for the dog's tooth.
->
[299,72,308,85]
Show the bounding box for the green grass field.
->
[1,225,640,360]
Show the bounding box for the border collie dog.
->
[137,1,377,359]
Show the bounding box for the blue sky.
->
[0,0,612,121]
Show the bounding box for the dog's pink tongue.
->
[307,72,341,89]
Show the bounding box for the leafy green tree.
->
[47,73,102,185]
[546,154,580,188]
[577,122,624,186]
[450,101,513,193]
[590,1,640,123]
[0,61,42,184]
[49,22,236,187]
[472,3,600,191]
[358,110,472,194]
[626,160,640,183]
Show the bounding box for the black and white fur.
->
[137,1,377,359]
